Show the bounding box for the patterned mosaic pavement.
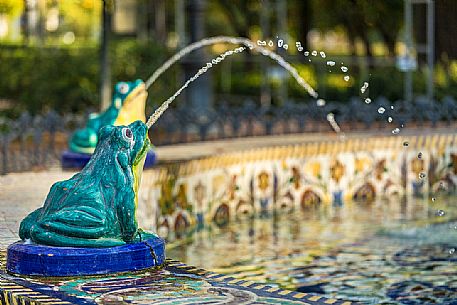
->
[0,254,352,305]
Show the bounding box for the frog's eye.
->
[118,83,129,95]
[122,128,134,143]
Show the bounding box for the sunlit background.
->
[0,0,456,117]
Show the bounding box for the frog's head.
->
[112,79,145,110]
[96,121,150,198]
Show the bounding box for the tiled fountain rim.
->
[153,128,457,163]
[138,130,457,237]
[158,131,456,165]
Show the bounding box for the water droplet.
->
[257,40,266,46]
[268,40,274,47]
[283,44,288,50]
[344,75,350,81]
[453,225,457,230]
[403,141,409,147]
[364,98,372,104]
[341,66,348,72]
[308,59,311,62]
[311,50,317,56]
[278,39,284,47]
[418,152,422,159]
[419,172,426,179]
[436,210,445,216]
[392,128,400,134]
[360,82,369,94]
[297,47,303,52]
[304,51,309,56]
[390,106,394,109]
[431,197,436,202]
[449,248,455,254]
[388,117,393,123]
[326,61,336,66]
[316,99,326,107]
[378,107,386,114]
[320,51,326,58]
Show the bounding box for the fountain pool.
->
[167,197,457,304]
[133,132,457,304]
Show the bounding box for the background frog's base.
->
[61,150,157,170]
[6,236,165,276]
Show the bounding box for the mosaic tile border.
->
[0,255,355,305]
[136,133,457,235]
[165,259,353,305]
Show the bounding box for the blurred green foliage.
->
[0,39,171,116]
[3,40,457,117]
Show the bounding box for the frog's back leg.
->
[34,206,109,239]
[29,226,125,247]
[19,208,43,240]
[29,206,124,247]
[19,178,78,241]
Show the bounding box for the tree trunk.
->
[435,0,457,60]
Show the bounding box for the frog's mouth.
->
[133,136,150,166]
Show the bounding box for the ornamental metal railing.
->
[1,95,457,174]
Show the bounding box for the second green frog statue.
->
[69,80,147,154]
[19,120,157,247]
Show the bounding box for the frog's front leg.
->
[117,190,138,243]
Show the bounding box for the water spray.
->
[146,46,246,128]
[145,36,318,98]
[145,36,319,129]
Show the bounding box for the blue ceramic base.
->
[61,150,157,169]
[6,236,165,276]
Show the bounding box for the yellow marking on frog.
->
[252,285,266,290]
[324,299,338,304]
[292,292,307,298]
[277,290,291,295]
[266,287,280,292]
[228,279,244,285]
[114,83,147,126]
[132,138,150,208]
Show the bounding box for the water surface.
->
[167,197,457,304]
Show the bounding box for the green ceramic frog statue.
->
[19,120,157,247]
[69,80,147,154]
